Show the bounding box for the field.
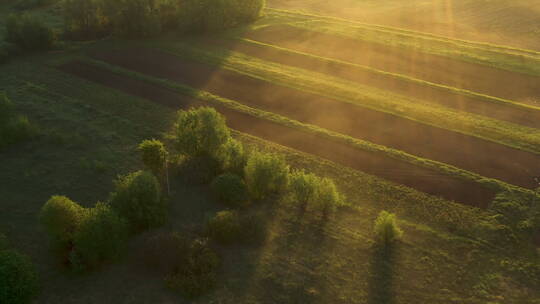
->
[1,0,539,303]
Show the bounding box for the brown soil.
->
[58,61,495,207]
[243,25,540,105]
[202,38,540,129]
[88,48,540,190]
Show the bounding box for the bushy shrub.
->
[110,171,166,232]
[137,231,190,274]
[71,202,129,270]
[62,0,107,40]
[138,139,168,178]
[0,94,35,149]
[39,195,85,247]
[177,154,222,184]
[6,14,55,50]
[0,249,39,304]
[175,107,231,158]
[312,177,343,215]
[211,173,249,207]
[289,170,319,208]
[218,138,246,175]
[374,211,403,244]
[166,238,219,298]
[205,210,242,244]
[244,151,289,200]
[108,0,162,38]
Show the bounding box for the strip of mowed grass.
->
[73,55,529,197]
[2,58,539,304]
[266,8,540,77]
[149,40,540,155]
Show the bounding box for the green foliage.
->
[0,249,39,304]
[312,177,343,215]
[5,14,56,50]
[166,238,219,298]
[71,202,129,270]
[0,93,36,150]
[39,195,85,247]
[211,173,249,207]
[110,171,166,232]
[177,155,222,184]
[175,107,231,158]
[244,151,289,200]
[205,210,242,244]
[62,0,106,40]
[218,138,246,175]
[138,139,168,178]
[374,211,403,244]
[289,170,343,215]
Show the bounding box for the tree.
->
[244,151,289,200]
[138,139,168,178]
[109,171,166,231]
[0,249,39,304]
[218,138,246,175]
[175,107,231,158]
[6,14,55,50]
[313,177,343,215]
[289,170,319,209]
[39,195,86,247]
[211,173,249,207]
[374,211,403,244]
[71,202,129,270]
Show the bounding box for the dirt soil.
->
[243,25,540,105]
[87,48,540,190]
[202,38,540,129]
[58,61,495,207]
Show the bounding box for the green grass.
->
[266,8,540,77]
[151,39,540,155]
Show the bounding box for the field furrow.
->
[87,48,540,190]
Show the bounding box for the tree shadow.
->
[367,242,399,304]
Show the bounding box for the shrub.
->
[6,14,55,50]
[218,138,246,175]
[374,211,403,244]
[175,107,231,158]
[39,195,86,247]
[71,202,129,270]
[289,170,319,208]
[0,249,39,304]
[110,171,166,232]
[177,155,222,184]
[205,210,242,244]
[138,139,168,178]
[108,0,162,38]
[312,177,343,215]
[211,173,249,207]
[244,151,289,200]
[166,238,219,298]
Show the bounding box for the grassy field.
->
[1,1,540,303]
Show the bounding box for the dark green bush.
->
[138,139,168,178]
[71,202,129,270]
[62,0,107,40]
[175,107,231,158]
[177,155,222,184]
[374,211,403,244]
[244,151,289,200]
[218,138,246,175]
[6,14,55,50]
[0,249,39,304]
[110,171,166,232]
[211,173,249,207]
[0,93,36,149]
[166,238,220,298]
[39,195,86,247]
[205,210,242,244]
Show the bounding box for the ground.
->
[0,1,539,303]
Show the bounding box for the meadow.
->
[0,0,539,303]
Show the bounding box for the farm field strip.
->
[266,8,540,76]
[205,37,540,129]
[265,8,540,58]
[86,48,540,190]
[150,41,540,155]
[243,24,540,104]
[57,60,497,207]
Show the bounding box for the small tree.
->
[218,138,246,175]
[205,210,242,244]
[6,14,55,50]
[0,249,39,304]
[244,151,289,200]
[374,211,403,244]
[109,171,166,232]
[211,173,249,207]
[175,107,231,158]
[313,177,343,215]
[138,139,168,178]
[39,195,86,247]
[289,170,319,209]
[71,202,129,270]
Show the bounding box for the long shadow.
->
[367,242,399,304]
